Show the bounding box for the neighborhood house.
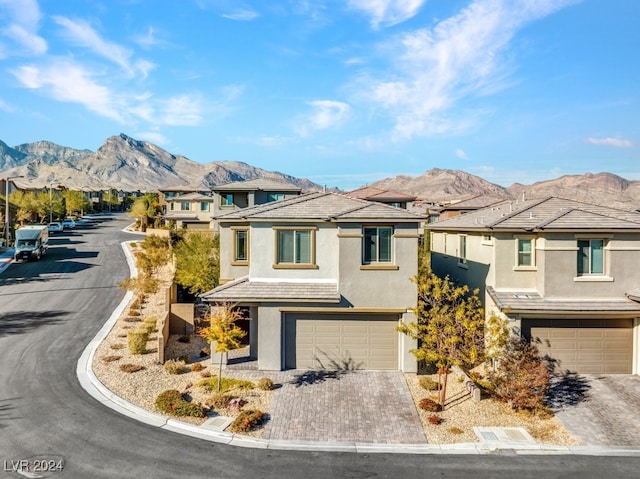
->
[200,191,426,372]
[427,196,640,374]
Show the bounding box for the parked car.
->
[48,222,62,233]
[62,218,76,230]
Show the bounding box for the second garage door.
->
[523,319,633,374]
[287,317,399,370]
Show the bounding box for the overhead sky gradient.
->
[0,0,638,190]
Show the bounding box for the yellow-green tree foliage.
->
[397,269,485,409]
[63,190,91,215]
[174,232,219,295]
[199,304,246,392]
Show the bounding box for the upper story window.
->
[221,193,234,207]
[200,202,210,211]
[517,238,533,266]
[388,202,402,209]
[170,202,175,211]
[363,226,393,264]
[267,192,284,202]
[232,228,249,264]
[577,239,604,275]
[274,227,316,268]
[165,192,176,198]
[458,234,467,264]
[181,202,190,211]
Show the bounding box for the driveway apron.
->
[553,374,640,447]
[228,369,427,444]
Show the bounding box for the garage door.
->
[288,317,399,370]
[523,319,633,374]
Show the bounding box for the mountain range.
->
[1,133,638,210]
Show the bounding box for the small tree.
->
[199,304,246,392]
[174,232,219,295]
[488,336,551,411]
[397,269,485,409]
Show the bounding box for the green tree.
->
[135,235,172,276]
[128,193,160,230]
[199,304,246,392]
[11,190,38,224]
[63,190,91,216]
[174,232,219,295]
[397,269,485,409]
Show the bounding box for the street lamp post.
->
[4,175,25,248]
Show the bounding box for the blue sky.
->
[0,0,638,190]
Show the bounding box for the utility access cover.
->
[473,427,536,444]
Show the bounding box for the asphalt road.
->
[0,214,639,479]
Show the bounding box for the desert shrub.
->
[120,363,145,373]
[101,355,122,363]
[418,397,443,412]
[419,376,440,391]
[190,363,204,372]
[177,354,190,364]
[488,336,551,411]
[155,390,205,418]
[207,392,234,410]
[128,308,141,317]
[139,318,157,334]
[178,335,191,343]
[164,359,188,375]
[195,377,255,393]
[117,333,128,338]
[200,370,212,378]
[123,316,142,323]
[127,329,149,355]
[110,343,125,350]
[428,414,442,425]
[229,410,266,433]
[448,427,464,435]
[256,377,275,391]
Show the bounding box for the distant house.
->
[436,194,504,220]
[427,196,640,374]
[201,191,426,372]
[345,186,416,209]
[163,192,215,229]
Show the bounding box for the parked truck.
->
[14,225,49,261]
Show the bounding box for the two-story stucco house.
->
[427,196,640,374]
[159,187,214,229]
[200,191,426,372]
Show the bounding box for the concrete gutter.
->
[75,241,640,457]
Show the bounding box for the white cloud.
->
[0,0,47,55]
[587,137,633,148]
[134,26,160,49]
[136,130,169,146]
[296,100,351,137]
[348,0,425,29]
[52,16,152,78]
[455,148,469,160]
[358,0,576,141]
[222,10,260,21]
[11,60,124,122]
[158,94,203,126]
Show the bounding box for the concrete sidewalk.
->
[73,241,640,456]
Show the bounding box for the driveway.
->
[226,369,427,444]
[550,374,640,447]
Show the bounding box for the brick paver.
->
[554,375,640,447]
[228,369,427,444]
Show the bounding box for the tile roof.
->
[487,286,640,314]
[441,194,504,209]
[213,179,302,192]
[428,196,640,232]
[215,191,427,222]
[345,186,417,202]
[200,277,341,303]
[165,192,213,201]
[158,186,206,192]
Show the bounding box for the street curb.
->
[75,242,640,456]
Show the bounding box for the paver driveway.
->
[551,374,640,447]
[228,369,427,444]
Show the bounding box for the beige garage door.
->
[292,318,399,370]
[525,319,633,374]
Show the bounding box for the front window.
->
[277,229,312,264]
[221,193,234,207]
[233,229,248,263]
[267,192,284,202]
[200,202,209,211]
[181,202,190,211]
[458,235,467,264]
[517,238,533,266]
[363,226,392,264]
[577,239,604,275]
[170,202,174,211]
